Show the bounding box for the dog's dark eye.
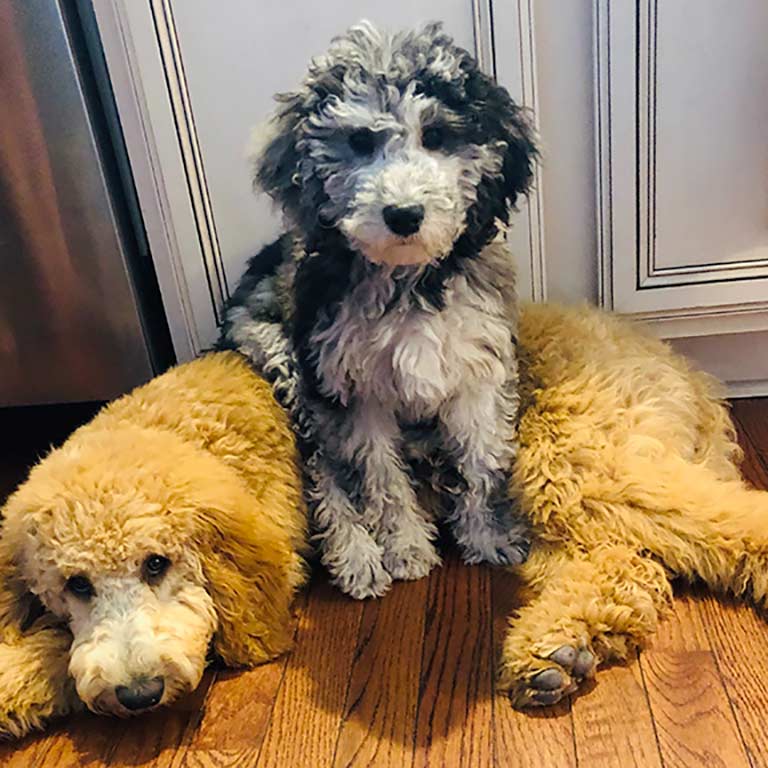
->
[348,127,376,156]
[421,126,445,151]
[143,554,171,584]
[66,575,95,600]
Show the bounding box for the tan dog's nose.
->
[115,676,164,711]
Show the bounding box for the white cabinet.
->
[595,0,768,393]
[92,0,768,394]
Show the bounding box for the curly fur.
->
[0,352,307,737]
[222,284,768,706]
[501,301,768,706]
[221,21,537,599]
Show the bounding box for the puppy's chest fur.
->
[309,252,517,418]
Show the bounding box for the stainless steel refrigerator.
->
[0,0,173,406]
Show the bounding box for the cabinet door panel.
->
[596,0,768,325]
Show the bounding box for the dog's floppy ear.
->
[464,63,538,210]
[497,100,538,209]
[250,94,306,214]
[0,522,79,739]
[0,526,46,639]
[193,483,303,667]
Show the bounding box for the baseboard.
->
[726,380,768,399]
[666,331,768,402]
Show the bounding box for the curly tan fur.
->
[501,302,768,706]
[0,352,307,738]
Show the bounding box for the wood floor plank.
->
[254,578,363,768]
[176,591,309,768]
[31,715,126,768]
[491,568,577,768]
[333,578,428,768]
[413,553,493,768]
[495,703,576,768]
[0,717,103,768]
[641,649,750,768]
[0,737,45,768]
[571,652,662,768]
[699,595,768,767]
[731,402,768,489]
[640,594,751,768]
[174,665,282,768]
[647,591,711,654]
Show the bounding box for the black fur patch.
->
[411,175,503,310]
[19,594,48,632]
[406,58,536,310]
[215,235,290,350]
[322,452,365,505]
[291,230,355,407]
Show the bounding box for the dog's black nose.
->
[383,204,424,236]
[115,676,165,711]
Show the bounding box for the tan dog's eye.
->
[66,575,95,600]
[143,554,171,584]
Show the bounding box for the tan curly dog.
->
[0,352,307,737]
[502,302,768,706]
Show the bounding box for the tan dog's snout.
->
[67,575,215,715]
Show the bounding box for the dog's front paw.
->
[382,533,441,581]
[459,525,530,567]
[507,642,597,708]
[323,526,392,600]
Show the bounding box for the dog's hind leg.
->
[498,543,672,707]
[613,455,768,607]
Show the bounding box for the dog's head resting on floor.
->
[0,424,295,718]
[252,20,537,267]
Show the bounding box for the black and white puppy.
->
[222,21,537,599]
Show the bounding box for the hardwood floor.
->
[1,399,767,767]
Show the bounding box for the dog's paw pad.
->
[509,641,597,709]
[531,689,566,706]
[547,644,596,680]
[573,649,596,678]
[549,645,578,668]
[530,668,565,691]
[510,668,577,709]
